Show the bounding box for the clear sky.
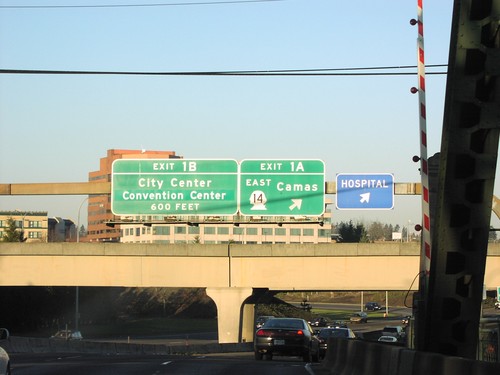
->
[1,1,495,230]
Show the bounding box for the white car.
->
[495,301,500,309]
[0,328,11,375]
[378,335,398,343]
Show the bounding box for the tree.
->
[337,220,367,243]
[383,224,394,241]
[78,225,87,239]
[2,217,23,242]
[367,221,385,241]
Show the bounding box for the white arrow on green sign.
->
[239,159,325,216]
[112,159,239,215]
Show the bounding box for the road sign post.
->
[239,159,325,216]
[112,159,238,215]
[336,173,394,210]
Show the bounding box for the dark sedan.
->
[317,327,356,359]
[254,317,320,362]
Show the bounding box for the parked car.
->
[309,317,328,327]
[50,329,83,340]
[254,317,320,362]
[255,316,274,330]
[378,335,398,343]
[495,301,500,310]
[317,327,356,359]
[0,328,11,375]
[364,302,382,311]
[382,326,405,340]
[331,234,343,243]
[349,312,368,323]
[328,321,347,329]
[402,315,412,325]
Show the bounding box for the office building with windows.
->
[0,211,48,242]
[86,149,181,242]
[119,204,332,244]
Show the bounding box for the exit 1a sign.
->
[239,159,325,216]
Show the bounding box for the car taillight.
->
[296,330,304,336]
[256,329,272,336]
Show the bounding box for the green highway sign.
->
[112,159,239,215]
[239,159,325,216]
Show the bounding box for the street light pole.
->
[407,220,412,242]
[75,196,89,334]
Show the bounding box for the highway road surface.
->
[10,352,323,375]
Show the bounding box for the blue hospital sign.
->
[336,173,394,210]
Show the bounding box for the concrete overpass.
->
[1,242,500,343]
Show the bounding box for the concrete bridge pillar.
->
[206,287,253,344]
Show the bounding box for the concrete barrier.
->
[320,338,500,375]
[5,336,252,356]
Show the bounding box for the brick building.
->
[86,149,181,242]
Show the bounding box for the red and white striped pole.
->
[411,0,431,295]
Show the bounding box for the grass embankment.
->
[28,317,217,339]
[277,291,411,307]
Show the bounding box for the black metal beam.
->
[421,0,500,359]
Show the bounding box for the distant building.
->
[0,211,48,242]
[119,202,332,244]
[86,149,181,242]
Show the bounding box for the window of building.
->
[154,226,170,235]
[188,226,200,234]
[290,228,301,236]
[135,228,141,236]
[204,227,216,235]
[246,228,257,235]
[275,228,286,236]
[262,228,273,236]
[318,229,331,238]
[233,227,244,235]
[28,231,42,239]
[29,221,42,228]
[217,227,229,235]
[175,227,186,234]
[303,229,314,236]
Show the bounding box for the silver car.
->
[0,328,11,375]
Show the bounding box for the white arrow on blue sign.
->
[336,173,394,210]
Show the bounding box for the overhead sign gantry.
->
[111,159,325,216]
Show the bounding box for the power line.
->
[0,0,285,9]
[0,65,447,76]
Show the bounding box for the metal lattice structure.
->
[422,0,500,358]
